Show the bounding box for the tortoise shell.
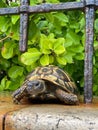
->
[24,65,77,94]
[12,65,79,104]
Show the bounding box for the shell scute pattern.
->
[27,65,77,94]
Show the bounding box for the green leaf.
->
[66,30,80,45]
[45,13,54,23]
[40,54,49,66]
[49,55,54,64]
[40,34,52,54]
[95,19,98,33]
[94,40,98,50]
[41,49,51,54]
[40,34,50,49]
[0,1,7,7]
[67,45,84,53]
[79,17,85,31]
[11,15,19,24]
[56,56,67,65]
[40,34,66,55]
[64,53,73,63]
[95,51,98,57]
[93,56,95,65]
[1,42,16,59]
[45,0,59,3]
[0,76,11,91]
[4,80,11,90]
[30,0,36,5]
[54,13,68,25]
[10,2,19,7]
[54,45,65,55]
[11,21,20,40]
[28,48,40,53]
[93,67,97,75]
[75,53,84,60]
[28,21,40,41]
[48,33,55,39]
[0,16,11,32]
[0,77,6,91]
[37,20,48,30]
[8,76,25,90]
[21,48,41,65]
[70,22,79,30]
[26,62,38,72]
[8,66,24,79]
[93,85,98,92]
[64,38,73,47]
[0,58,10,69]
[53,38,65,48]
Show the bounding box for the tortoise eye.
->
[34,81,40,87]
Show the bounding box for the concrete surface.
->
[0,92,98,130]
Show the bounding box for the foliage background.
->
[0,0,98,95]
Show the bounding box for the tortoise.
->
[12,65,79,105]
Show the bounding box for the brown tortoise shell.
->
[21,65,78,95]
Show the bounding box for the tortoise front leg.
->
[55,89,79,105]
[12,87,27,104]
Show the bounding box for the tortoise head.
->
[26,80,46,96]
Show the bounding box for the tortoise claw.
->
[13,98,21,104]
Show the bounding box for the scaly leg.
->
[55,89,79,105]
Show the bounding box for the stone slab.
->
[5,104,98,130]
[0,92,29,130]
[0,92,98,130]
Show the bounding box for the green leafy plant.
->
[0,0,98,96]
[21,33,66,66]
